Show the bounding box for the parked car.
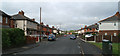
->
[64,34,67,37]
[48,34,56,41]
[41,34,48,39]
[85,34,93,38]
[69,35,76,40]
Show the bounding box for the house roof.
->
[12,14,38,24]
[98,12,120,22]
[0,10,11,17]
[87,23,98,29]
[12,14,30,20]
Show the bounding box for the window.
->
[15,24,17,28]
[114,33,116,36]
[6,17,8,23]
[99,23,101,25]
[114,23,116,26]
[105,33,107,35]
[0,16,2,23]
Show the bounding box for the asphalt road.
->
[17,36,82,54]
[2,36,102,56]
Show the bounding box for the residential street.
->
[2,36,102,56]
[17,36,82,54]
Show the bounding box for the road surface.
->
[17,36,82,54]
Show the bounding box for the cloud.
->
[1,0,119,2]
[1,2,118,30]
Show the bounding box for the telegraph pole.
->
[40,7,42,23]
[40,7,42,42]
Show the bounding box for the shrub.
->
[2,28,25,49]
[2,29,11,48]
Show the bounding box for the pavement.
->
[78,38,102,56]
[2,42,41,54]
[2,36,102,56]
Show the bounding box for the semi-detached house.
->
[98,12,120,42]
[11,10,39,38]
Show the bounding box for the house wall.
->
[27,21,37,30]
[15,20,24,30]
[99,21,119,30]
[1,16,10,28]
[0,15,2,24]
[99,21,120,36]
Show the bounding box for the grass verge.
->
[88,42,119,55]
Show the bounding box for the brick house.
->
[97,12,120,42]
[85,23,99,34]
[52,26,58,36]
[0,10,11,28]
[11,10,39,43]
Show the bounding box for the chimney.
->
[85,25,87,28]
[81,28,83,29]
[95,23,97,25]
[40,22,43,25]
[115,12,119,16]
[32,18,35,21]
[18,10,24,15]
[46,24,49,27]
[52,26,54,28]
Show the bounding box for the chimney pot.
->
[46,24,49,27]
[18,10,24,15]
[32,18,35,21]
[52,26,54,28]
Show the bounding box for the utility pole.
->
[40,7,42,42]
[40,7,42,23]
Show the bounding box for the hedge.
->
[2,28,26,49]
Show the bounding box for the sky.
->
[0,0,119,31]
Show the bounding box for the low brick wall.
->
[87,36,94,41]
[96,35,119,43]
[26,36,36,44]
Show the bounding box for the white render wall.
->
[99,21,120,30]
[16,20,24,30]
[53,30,57,33]
[15,20,38,36]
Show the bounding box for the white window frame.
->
[114,23,116,26]
[6,17,8,23]
[0,16,2,23]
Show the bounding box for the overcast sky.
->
[0,0,119,30]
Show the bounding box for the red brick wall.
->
[26,36,36,44]
[10,20,14,28]
[49,29,52,33]
[43,27,47,31]
[2,16,10,26]
[96,35,119,43]
[99,30,120,36]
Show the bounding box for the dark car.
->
[69,35,76,40]
[48,34,56,41]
